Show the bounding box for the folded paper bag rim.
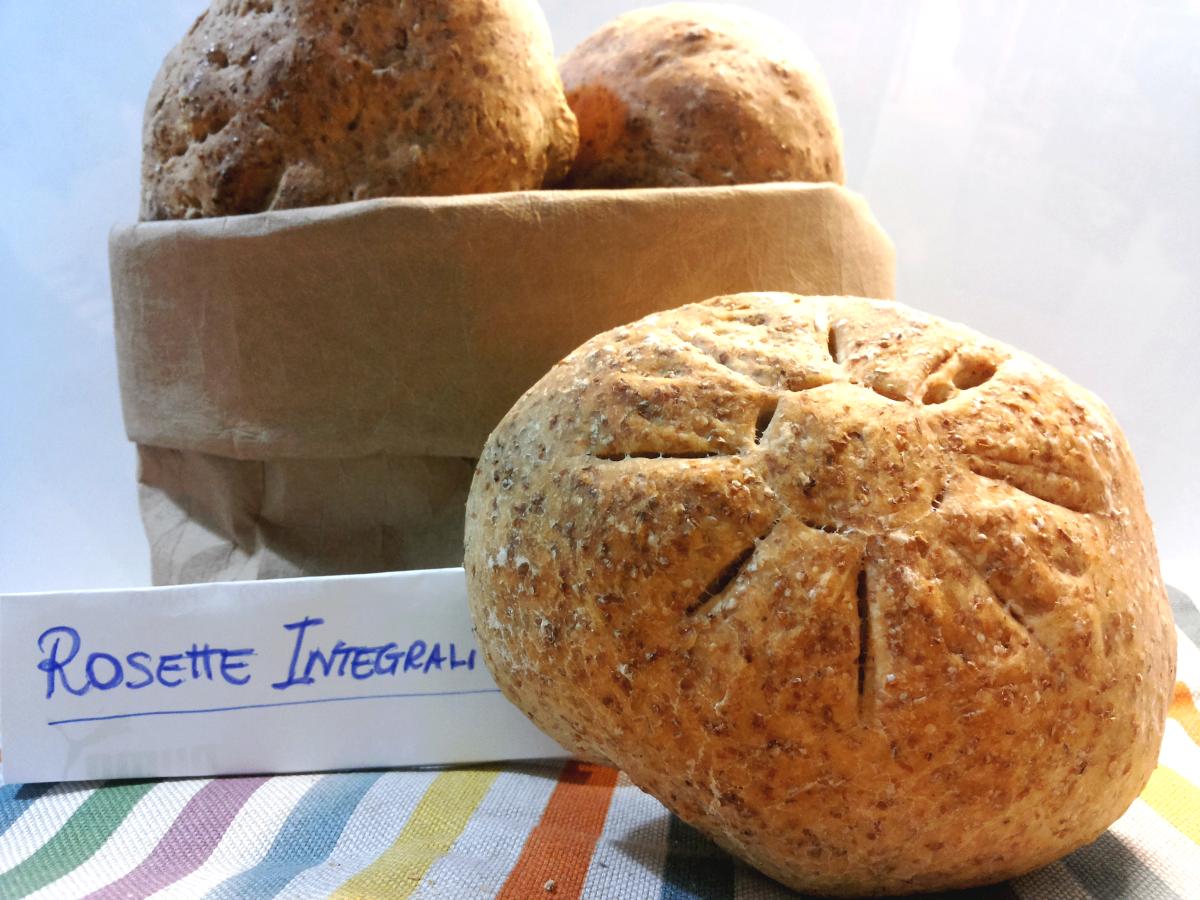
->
[109,182,896,463]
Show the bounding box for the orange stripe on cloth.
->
[1169,681,1200,746]
[497,761,619,900]
[1140,765,1200,845]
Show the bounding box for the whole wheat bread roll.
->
[559,3,843,188]
[141,0,578,219]
[465,293,1175,896]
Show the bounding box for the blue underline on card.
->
[46,687,505,726]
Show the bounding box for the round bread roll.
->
[465,293,1175,896]
[559,4,844,188]
[141,0,578,219]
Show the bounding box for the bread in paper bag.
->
[141,0,578,219]
[464,292,1175,896]
[560,4,844,188]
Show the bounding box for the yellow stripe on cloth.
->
[333,768,500,900]
[1169,681,1200,746]
[1140,765,1200,845]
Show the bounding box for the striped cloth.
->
[0,593,1197,899]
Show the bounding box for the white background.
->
[1,1,1197,599]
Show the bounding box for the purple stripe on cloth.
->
[86,776,269,900]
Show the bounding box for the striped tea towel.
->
[0,590,1197,899]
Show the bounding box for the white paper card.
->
[0,568,566,783]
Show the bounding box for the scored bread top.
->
[465,292,1174,896]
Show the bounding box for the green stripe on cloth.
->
[660,815,734,900]
[1063,831,1183,899]
[0,780,155,897]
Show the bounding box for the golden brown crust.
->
[141,0,578,219]
[559,3,844,188]
[465,293,1175,896]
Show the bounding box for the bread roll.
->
[559,4,843,188]
[141,0,578,219]
[465,293,1175,896]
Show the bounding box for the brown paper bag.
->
[110,184,895,583]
